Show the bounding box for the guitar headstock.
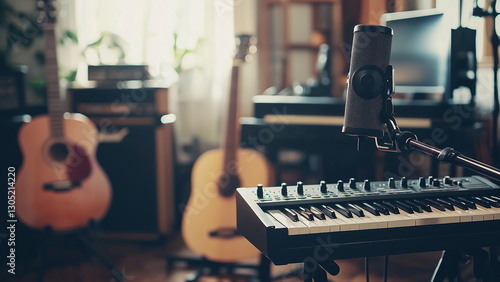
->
[234,34,257,65]
[37,0,57,24]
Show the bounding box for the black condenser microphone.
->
[342,25,393,138]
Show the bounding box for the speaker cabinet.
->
[69,83,175,240]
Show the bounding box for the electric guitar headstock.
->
[234,34,257,66]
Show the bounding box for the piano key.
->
[412,199,432,212]
[481,196,500,207]
[435,198,455,211]
[422,207,460,224]
[344,203,365,217]
[380,201,400,214]
[455,197,477,209]
[267,210,309,235]
[469,196,492,208]
[473,205,496,220]
[393,201,414,214]
[319,205,337,219]
[293,212,331,234]
[309,206,326,220]
[402,200,424,213]
[387,209,417,227]
[282,208,299,221]
[422,199,446,211]
[358,202,380,216]
[322,213,358,231]
[370,202,390,215]
[489,195,500,202]
[353,211,385,229]
[332,204,353,218]
[294,207,314,221]
[446,198,469,210]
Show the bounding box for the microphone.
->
[342,25,393,139]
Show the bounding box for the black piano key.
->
[435,198,455,211]
[370,202,390,215]
[489,195,500,202]
[344,203,365,217]
[359,202,380,216]
[481,196,500,207]
[282,208,299,222]
[469,196,492,208]
[309,206,326,220]
[333,204,353,218]
[402,200,424,213]
[422,199,446,211]
[294,207,314,221]
[381,201,400,214]
[456,197,477,209]
[392,201,414,214]
[445,198,469,210]
[412,199,432,212]
[320,205,337,219]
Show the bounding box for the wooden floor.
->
[4,230,474,282]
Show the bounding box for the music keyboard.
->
[236,176,500,265]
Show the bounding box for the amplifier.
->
[68,83,175,240]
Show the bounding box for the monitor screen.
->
[381,9,451,98]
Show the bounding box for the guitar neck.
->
[222,65,241,166]
[44,22,64,138]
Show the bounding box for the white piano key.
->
[324,213,360,231]
[357,209,389,229]
[267,210,309,235]
[427,207,461,224]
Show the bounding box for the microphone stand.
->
[373,66,500,183]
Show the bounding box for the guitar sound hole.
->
[49,143,69,162]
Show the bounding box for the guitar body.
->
[182,148,274,262]
[16,113,111,231]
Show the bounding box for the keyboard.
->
[236,175,500,265]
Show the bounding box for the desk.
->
[241,95,480,183]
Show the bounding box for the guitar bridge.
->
[44,180,81,192]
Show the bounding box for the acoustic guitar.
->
[16,0,111,231]
[182,35,275,262]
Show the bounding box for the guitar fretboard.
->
[44,22,64,138]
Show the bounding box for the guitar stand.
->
[36,222,124,282]
[166,253,271,282]
[431,248,491,282]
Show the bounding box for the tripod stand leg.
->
[431,250,461,282]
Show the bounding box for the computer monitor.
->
[381,9,451,100]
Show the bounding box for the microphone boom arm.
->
[374,65,500,182]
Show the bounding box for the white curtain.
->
[58,0,235,162]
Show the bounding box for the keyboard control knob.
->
[337,180,344,192]
[401,177,408,188]
[419,177,427,188]
[443,176,453,185]
[428,176,433,185]
[432,179,441,187]
[349,178,357,189]
[363,179,371,191]
[320,180,327,193]
[281,182,288,196]
[297,181,304,195]
[388,177,396,188]
[257,184,264,198]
